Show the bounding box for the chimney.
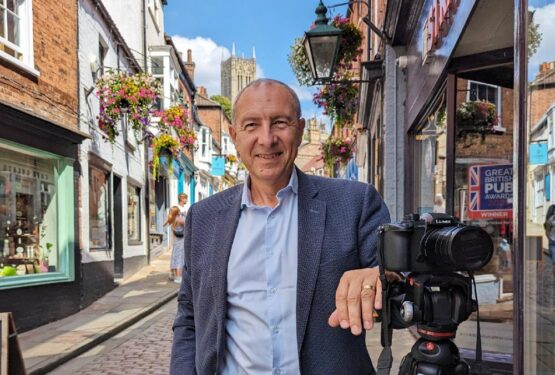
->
[198,86,207,97]
[185,49,196,82]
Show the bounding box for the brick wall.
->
[529,86,555,127]
[0,0,78,129]
[198,106,226,147]
[455,79,514,160]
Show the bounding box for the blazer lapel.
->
[208,188,242,365]
[296,171,326,353]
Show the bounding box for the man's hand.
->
[328,267,381,336]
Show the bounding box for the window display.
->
[89,166,110,249]
[128,185,140,242]
[0,146,59,278]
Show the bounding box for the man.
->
[170,79,390,374]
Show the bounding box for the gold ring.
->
[362,284,375,291]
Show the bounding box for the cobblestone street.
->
[49,300,177,375]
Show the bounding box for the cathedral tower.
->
[221,44,256,105]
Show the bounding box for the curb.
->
[27,289,178,375]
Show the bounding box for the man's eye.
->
[243,123,256,130]
[273,120,289,128]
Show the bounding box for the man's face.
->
[230,83,305,188]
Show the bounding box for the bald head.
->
[232,79,302,122]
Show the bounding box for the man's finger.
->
[328,309,340,327]
[374,278,383,310]
[335,277,350,330]
[360,281,375,330]
[347,282,362,335]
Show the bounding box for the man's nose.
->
[257,124,276,146]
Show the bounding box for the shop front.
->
[399,0,555,372]
[0,103,86,331]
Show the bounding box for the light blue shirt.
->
[221,169,300,375]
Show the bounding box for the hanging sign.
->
[211,156,225,177]
[467,164,513,220]
[529,141,548,165]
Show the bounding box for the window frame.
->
[88,165,111,251]
[0,0,38,77]
[0,139,75,290]
[127,184,142,244]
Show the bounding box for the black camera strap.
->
[469,271,492,375]
[376,228,393,375]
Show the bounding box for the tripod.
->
[397,336,469,375]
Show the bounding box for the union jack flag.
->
[468,166,480,212]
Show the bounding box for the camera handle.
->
[377,227,394,375]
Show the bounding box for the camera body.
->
[379,213,493,273]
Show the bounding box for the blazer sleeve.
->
[170,206,197,375]
[358,184,391,267]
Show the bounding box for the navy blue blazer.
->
[170,171,390,375]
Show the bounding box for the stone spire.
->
[252,46,256,59]
[232,42,236,56]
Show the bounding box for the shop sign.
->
[422,0,461,64]
[211,155,225,177]
[467,164,513,220]
[529,141,548,165]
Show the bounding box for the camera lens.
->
[421,225,493,271]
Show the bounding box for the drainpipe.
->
[142,0,152,264]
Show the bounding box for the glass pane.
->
[6,0,16,13]
[0,8,5,39]
[454,76,514,354]
[525,1,555,372]
[0,147,59,278]
[89,167,110,249]
[151,56,164,75]
[7,11,18,46]
[309,35,339,79]
[414,102,447,214]
[127,186,140,241]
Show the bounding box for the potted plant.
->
[456,100,499,141]
[151,133,180,179]
[95,70,161,143]
[313,73,359,128]
[156,105,197,150]
[322,137,353,171]
[225,154,238,166]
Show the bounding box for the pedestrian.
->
[164,206,185,284]
[544,204,555,274]
[170,79,390,374]
[498,237,511,270]
[177,193,188,216]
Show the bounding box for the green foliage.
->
[528,10,542,59]
[210,95,232,120]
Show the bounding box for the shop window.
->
[524,3,555,370]
[454,75,514,356]
[414,103,447,214]
[0,0,35,74]
[89,166,110,250]
[127,185,141,242]
[0,140,74,289]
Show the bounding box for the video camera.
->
[377,213,494,375]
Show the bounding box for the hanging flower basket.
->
[155,104,197,150]
[95,70,161,143]
[225,154,238,165]
[289,15,363,86]
[456,100,499,141]
[322,137,352,170]
[313,73,359,128]
[151,133,180,179]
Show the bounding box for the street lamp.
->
[303,1,342,83]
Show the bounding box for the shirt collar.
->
[241,168,298,209]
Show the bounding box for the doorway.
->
[113,175,123,278]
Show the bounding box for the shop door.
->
[155,177,168,234]
[113,175,123,278]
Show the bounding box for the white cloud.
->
[529,3,555,80]
[172,35,230,96]
[291,84,315,102]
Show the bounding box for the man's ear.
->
[229,124,237,144]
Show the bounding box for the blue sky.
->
[164,0,350,123]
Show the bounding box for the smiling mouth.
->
[256,152,283,160]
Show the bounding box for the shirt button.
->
[273,326,279,334]
[270,287,277,295]
[274,369,281,375]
